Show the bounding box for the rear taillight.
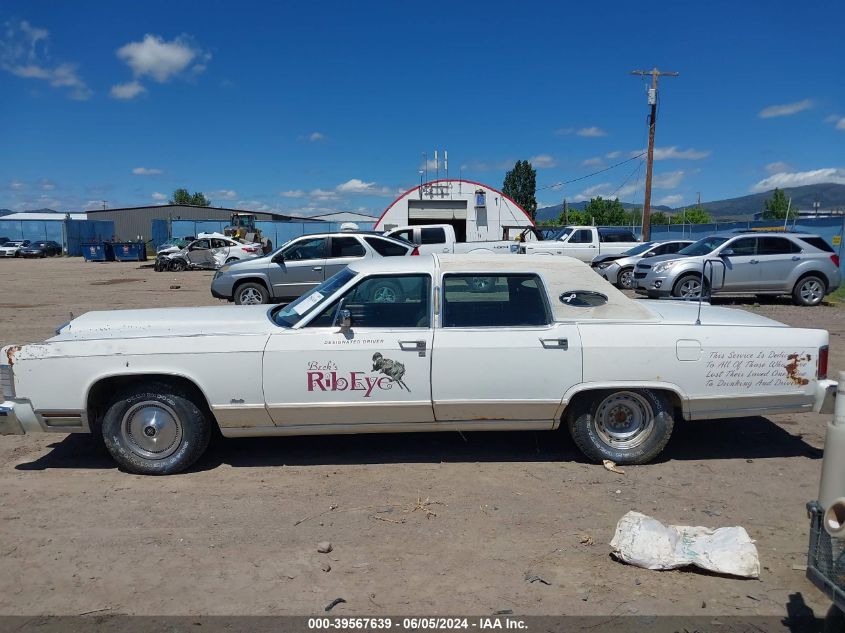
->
[243,246,258,253]
[819,345,829,380]
[831,254,840,268]
[411,247,420,256]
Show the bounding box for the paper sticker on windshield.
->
[292,291,324,315]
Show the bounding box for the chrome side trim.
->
[221,419,553,437]
[35,409,90,433]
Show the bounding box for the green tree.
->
[762,188,795,220]
[649,211,669,226]
[669,206,711,224]
[581,196,628,225]
[170,188,211,206]
[502,160,537,220]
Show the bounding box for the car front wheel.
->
[617,267,634,289]
[793,275,826,306]
[101,382,212,475]
[673,274,709,299]
[567,389,674,465]
[235,282,270,305]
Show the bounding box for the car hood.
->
[49,305,277,341]
[592,254,625,265]
[647,300,787,327]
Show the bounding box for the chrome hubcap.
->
[679,279,701,297]
[373,286,397,303]
[121,401,183,460]
[594,391,655,449]
[240,288,263,304]
[801,280,823,304]
[619,270,633,289]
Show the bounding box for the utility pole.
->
[631,67,679,240]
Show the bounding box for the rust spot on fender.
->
[785,353,811,386]
[5,345,21,366]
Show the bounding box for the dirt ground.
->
[0,257,841,619]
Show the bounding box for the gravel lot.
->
[0,257,841,620]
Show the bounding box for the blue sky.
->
[1,0,843,215]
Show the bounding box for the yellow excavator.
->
[224,212,273,254]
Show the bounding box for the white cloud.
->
[132,167,163,176]
[337,178,377,193]
[838,119,845,131]
[529,154,557,168]
[605,150,622,159]
[759,99,813,119]
[116,34,208,83]
[632,146,710,160]
[751,167,845,193]
[0,20,91,99]
[40,179,55,190]
[280,189,305,198]
[309,132,325,142]
[9,179,24,190]
[211,189,237,200]
[151,192,167,201]
[657,194,683,206]
[235,200,274,212]
[766,161,792,174]
[574,182,639,202]
[555,126,607,137]
[653,170,685,189]
[110,80,146,100]
[310,188,340,201]
[459,159,513,173]
[582,157,603,168]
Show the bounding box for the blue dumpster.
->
[112,242,148,262]
[81,242,114,262]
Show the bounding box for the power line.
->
[537,152,646,192]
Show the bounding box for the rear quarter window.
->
[364,237,410,257]
[798,236,835,253]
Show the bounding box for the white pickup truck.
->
[385,224,519,256]
[520,226,640,261]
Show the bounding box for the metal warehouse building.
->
[84,204,296,242]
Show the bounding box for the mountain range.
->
[535,183,845,223]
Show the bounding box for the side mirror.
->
[719,248,735,257]
[272,252,285,264]
[643,252,655,258]
[337,309,352,331]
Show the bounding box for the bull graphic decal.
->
[372,352,410,392]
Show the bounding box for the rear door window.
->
[757,237,801,255]
[329,236,366,258]
[442,274,550,327]
[420,227,446,244]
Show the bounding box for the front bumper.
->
[0,399,40,435]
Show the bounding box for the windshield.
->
[550,227,573,241]
[678,236,729,256]
[622,242,656,256]
[273,268,357,328]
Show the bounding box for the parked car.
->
[592,240,693,289]
[18,240,62,258]
[158,235,262,272]
[0,240,30,257]
[385,223,519,255]
[520,226,640,261]
[211,232,416,305]
[634,231,841,306]
[0,254,836,475]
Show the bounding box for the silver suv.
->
[592,239,693,289]
[634,231,841,306]
[211,232,414,304]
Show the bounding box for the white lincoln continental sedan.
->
[0,255,837,475]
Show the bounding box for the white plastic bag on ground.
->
[609,511,760,578]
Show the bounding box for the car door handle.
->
[792,256,801,261]
[749,259,759,264]
[540,338,568,350]
[312,266,323,271]
[399,340,427,356]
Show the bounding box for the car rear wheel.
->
[101,382,212,475]
[617,267,634,289]
[673,274,709,299]
[235,282,270,305]
[567,389,674,465]
[793,275,826,306]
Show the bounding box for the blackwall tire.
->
[235,282,270,305]
[101,382,212,475]
[793,275,826,306]
[567,389,674,465]
[617,267,634,290]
